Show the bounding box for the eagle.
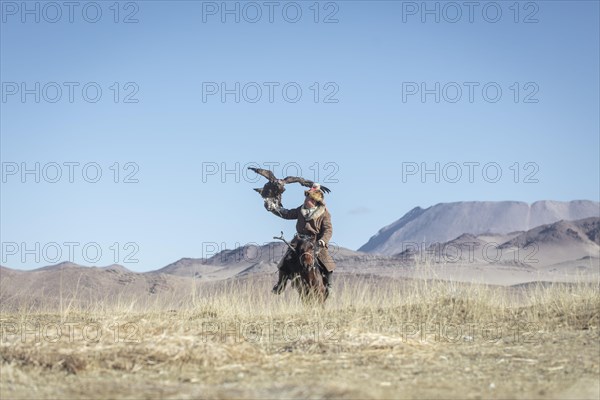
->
[248,167,331,212]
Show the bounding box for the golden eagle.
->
[248,167,331,211]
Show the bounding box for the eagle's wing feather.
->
[248,167,277,182]
[283,176,332,193]
[283,176,312,187]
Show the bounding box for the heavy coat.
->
[274,205,336,271]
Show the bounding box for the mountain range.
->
[358,200,599,255]
[2,201,598,308]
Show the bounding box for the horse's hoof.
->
[272,285,282,295]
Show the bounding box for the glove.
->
[318,239,326,247]
[267,203,284,217]
[264,200,277,212]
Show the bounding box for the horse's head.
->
[272,231,320,272]
[295,234,319,271]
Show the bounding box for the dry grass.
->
[1,272,599,399]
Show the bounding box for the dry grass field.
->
[1,271,599,399]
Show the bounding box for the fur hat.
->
[304,187,324,205]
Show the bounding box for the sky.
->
[1,0,599,271]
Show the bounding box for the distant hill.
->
[0,262,194,311]
[359,200,600,255]
[152,242,399,278]
[498,217,600,266]
[394,217,600,268]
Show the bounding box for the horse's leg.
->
[272,268,289,294]
[305,268,327,305]
[316,270,328,304]
[297,267,310,302]
[291,274,307,300]
[294,272,312,304]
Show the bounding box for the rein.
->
[300,251,317,271]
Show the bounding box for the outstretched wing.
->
[248,167,277,182]
[283,176,331,193]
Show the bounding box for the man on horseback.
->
[269,185,336,294]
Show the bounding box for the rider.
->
[269,185,336,294]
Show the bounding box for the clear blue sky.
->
[1,0,599,270]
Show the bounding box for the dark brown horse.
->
[273,232,329,304]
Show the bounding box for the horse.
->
[273,231,329,304]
